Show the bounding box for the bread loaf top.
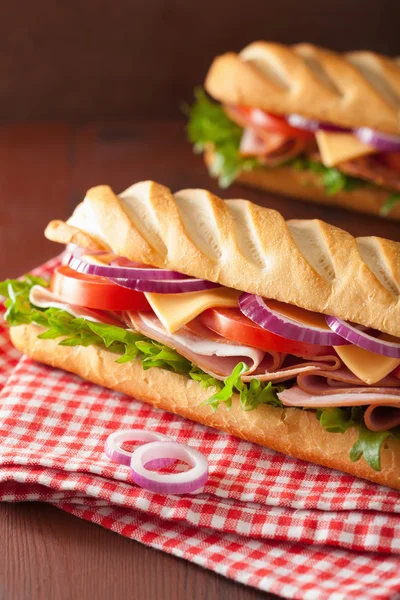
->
[205,41,400,135]
[45,181,400,336]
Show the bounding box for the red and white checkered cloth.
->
[1,257,400,600]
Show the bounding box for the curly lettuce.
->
[185,88,260,187]
[317,407,400,472]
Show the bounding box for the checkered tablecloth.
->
[1,257,400,600]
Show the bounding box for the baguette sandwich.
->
[3,181,400,490]
[187,42,400,219]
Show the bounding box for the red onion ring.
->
[325,316,400,358]
[68,254,189,281]
[111,276,220,294]
[130,441,209,494]
[104,429,174,468]
[354,127,400,153]
[68,251,220,293]
[63,245,103,266]
[239,293,348,346]
[286,114,350,133]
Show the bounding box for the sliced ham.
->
[339,155,400,192]
[243,354,341,383]
[127,311,283,380]
[278,384,400,433]
[29,285,122,326]
[364,404,400,431]
[260,138,308,167]
[297,368,400,395]
[238,127,306,165]
[239,127,290,157]
[278,384,400,408]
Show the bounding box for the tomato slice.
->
[51,266,151,311]
[226,106,314,140]
[200,308,331,357]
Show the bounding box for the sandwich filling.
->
[2,248,400,473]
[187,89,400,215]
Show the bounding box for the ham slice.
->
[297,368,400,394]
[286,369,400,431]
[243,354,341,383]
[127,312,282,380]
[364,404,400,431]
[29,285,122,326]
[239,127,306,165]
[278,385,400,408]
[339,155,400,192]
[239,127,289,157]
[279,384,400,433]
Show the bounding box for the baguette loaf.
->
[10,323,400,491]
[205,42,400,135]
[45,182,400,336]
[203,150,400,220]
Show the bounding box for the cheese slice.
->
[315,131,375,167]
[266,299,331,330]
[334,341,400,385]
[144,288,241,333]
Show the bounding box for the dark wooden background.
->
[0,0,399,122]
[1,2,400,599]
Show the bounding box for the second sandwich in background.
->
[187,41,400,219]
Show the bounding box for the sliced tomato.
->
[380,152,400,173]
[226,105,314,140]
[51,266,151,311]
[200,308,331,357]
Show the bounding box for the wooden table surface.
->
[2,122,400,600]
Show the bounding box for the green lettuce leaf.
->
[0,275,49,326]
[349,426,393,472]
[185,88,260,187]
[203,361,284,412]
[189,365,223,390]
[317,406,400,471]
[316,407,357,433]
[380,192,400,217]
[290,157,366,195]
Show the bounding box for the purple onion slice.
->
[130,441,209,494]
[239,293,348,346]
[326,316,400,358]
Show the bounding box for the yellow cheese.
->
[266,299,331,330]
[334,342,400,385]
[315,131,375,167]
[144,288,241,333]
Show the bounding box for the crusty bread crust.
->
[45,182,400,337]
[205,42,400,135]
[10,324,400,491]
[203,150,400,220]
[45,220,106,250]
